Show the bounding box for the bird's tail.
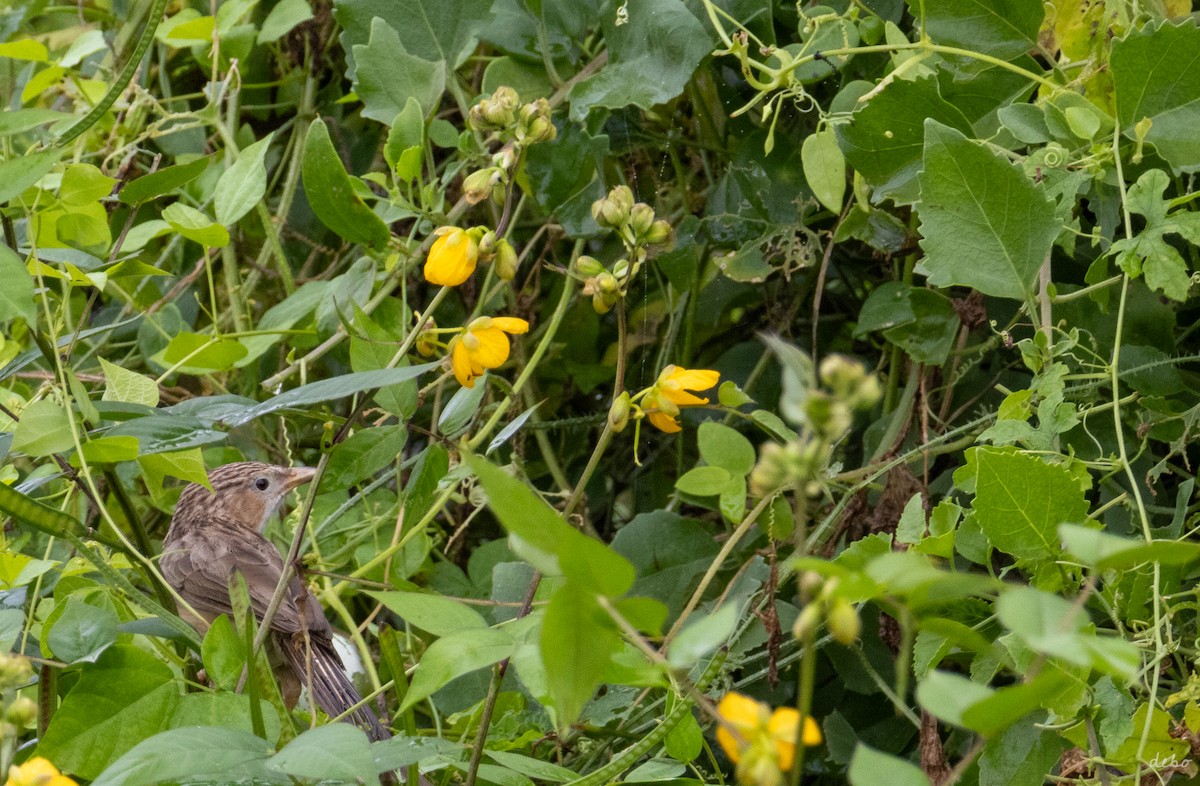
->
[276,631,391,742]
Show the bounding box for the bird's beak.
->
[283,466,318,491]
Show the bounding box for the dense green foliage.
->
[2,0,1200,784]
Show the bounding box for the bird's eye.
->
[254,477,270,491]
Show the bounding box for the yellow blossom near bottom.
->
[5,757,78,786]
[448,316,529,388]
[639,365,720,433]
[716,692,821,786]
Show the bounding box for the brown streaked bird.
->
[160,461,391,741]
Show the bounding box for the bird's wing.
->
[161,514,328,637]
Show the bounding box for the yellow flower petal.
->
[423,228,479,286]
[469,326,511,369]
[717,693,767,731]
[490,317,529,334]
[5,758,78,786]
[646,409,681,433]
[450,338,477,388]
[659,387,710,407]
[666,367,719,392]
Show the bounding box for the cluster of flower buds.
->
[791,573,861,645]
[591,185,671,247]
[749,354,880,497]
[0,652,35,741]
[462,87,556,207]
[576,186,673,314]
[478,230,519,281]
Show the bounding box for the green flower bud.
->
[629,202,655,238]
[0,653,33,689]
[494,239,518,281]
[477,230,497,255]
[462,168,498,205]
[612,258,630,280]
[609,392,632,432]
[792,603,822,641]
[749,442,791,497]
[827,599,861,645]
[644,219,671,245]
[574,255,605,277]
[798,571,825,601]
[470,86,520,130]
[524,115,556,143]
[592,291,619,314]
[597,271,620,294]
[6,696,36,727]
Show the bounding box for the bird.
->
[160,461,392,742]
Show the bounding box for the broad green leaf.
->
[959,670,1072,737]
[268,724,378,785]
[916,669,993,728]
[400,627,515,711]
[170,693,281,745]
[221,364,436,426]
[43,595,119,664]
[0,245,35,324]
[100,358,159,408]
[60,163,117,205]
[697,422,756,476]
[37,645,180,779]
[567,0,711,121]
[857,284,959,365]
[848,744,930,786]
[111,416,225,456]
[485,750,577,783]
[385,97,426,176]
[838,76,972,204]
[12,398,75,456]
[301,118,390,248]
[157,332,248,372]
[334,0,492,72]
[663,709,704,764]
[257,0,313,43]
[541,582,620,726]
[162,202,230,247]
[917,0,1044,59]
[118,157,209,204]
[1059,523,1200,570]
[675,465,732,496]
[978,716,1069,786]
[667,604,738,668]
[325,425,407,489]
[0,38,49,61]
[968,447,1086,562]
[0,149,60,204]
[802,129,846,212]
[1109,703,1190,768]
[75,434,140,465]
[438,378,487,435]
[468,456,636,596]
[1112,21,1200,172]
[353,19,445,124]
[138,447,211,489]
[368,591,488,636]
[214,133,273,225]
[200,614,245,691]
[91,727,273,786]
[917,121,1059,300]
[0,108,73,136]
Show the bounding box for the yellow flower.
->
[449,316,529,388]
[5,757,78,786]
[716,693,821,783]
[641,365,720,433]
[423,227,479,286]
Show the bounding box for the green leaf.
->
[674,465,732,496]
[214,133,273,225]
[353,19,446,124]
[91,727,273,786]
[221,364,436,426]
[367,591,489,636]
[112,417,225,456]
[301,118,390,248]
[162,202,230,248]
[917,120,1058,300]
[848,744,930,786]
[37,645,180,779]
[385,97,426,177]
[268,724,379,785]
[541,582,620,725]
[802,129,846,212]
[0,148,61,204]
[99,358,160,408]
[257,0,313,43]
[157,332,248,373]
[0,245,35,324]
[1112,21,1200,172]
[439,379,487,435]
[60,163,117,205]
[200,614,245,691]
[1059,523,1200,570]
[325,425,407,489]
[917,0,1044,59]
[667,604,738,668]
[567,0,711,121]
[400,627,515,712]
[968,447,1086,562]
[838,76,973,205]
[663,708,704,764]
[171,693,281,744]
[118,157,209,205]
[467,455,636,597]
[697,422,756,476]
[916,670,993,728]
[138,448,211,489]
[12,398,75,456]
[44,595,119,664]
[485,750,577,783]
[334,0,492,72]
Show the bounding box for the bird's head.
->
[174,462,317,531]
